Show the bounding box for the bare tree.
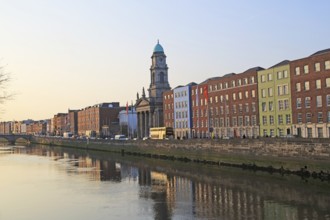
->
[0,64,13,104]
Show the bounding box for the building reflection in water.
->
[17,146,330,220]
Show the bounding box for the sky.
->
[0,0,329,121]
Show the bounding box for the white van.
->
[114,135,128,140]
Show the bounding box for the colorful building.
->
[173,83,195,139]
[258,61,292,137]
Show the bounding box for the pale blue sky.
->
[0,0,329,121]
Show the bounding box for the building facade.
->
[118,106,137,138]
[135,41,171,138]
[290,49,330,138]
[258,61,292,137]
[163,90,174,128]
[173,83,195,139]
[77,102,123,138]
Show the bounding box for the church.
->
[135,41,171,138]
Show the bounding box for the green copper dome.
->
[153,40,164,53]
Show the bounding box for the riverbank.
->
[30,136,330,177]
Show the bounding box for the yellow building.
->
[257,61,292,137]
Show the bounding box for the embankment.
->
[31,137,330,174]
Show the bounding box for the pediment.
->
[136,97,150,108]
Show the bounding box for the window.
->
[296,98,302,108]
[232,93,236,100]
[306,113,312,123]
[238,79,241,86]
[317,112,323,123]
[262,116,267,125]
[268,73,272,81]
[252,115,257,126]
[263,129,267,137]
[226,105,229,114]
[252,90,256,98]
[316,79,321,89]
[250,76,255,84]
[252,103,256,112]
[262,102,266,112]
[238,117,243,126]
[232,80,235,87]
[269,101,274,111]
[232,117,237,126]
[327,78,330,87]
[304,65,309,74]
[245,116,250,126]
[296,83,301,92]
[243,78,248,85]
[283,85,288,95]
[286,114,291,124]
[278,100,284,110]
[268,88,273,97]
[317,128,323,138]
[316,95,322,107]
[269,115,274,125]
[270,129,274,137]
[277,71,283,79]
[232,105,236,114]
[239,104,243,113]
[224,82,228,89]
[298,113,302,123]
[261,75,266,82]
[215,96,218,103]
[305,81,310,91]
[305,97,311,108]
[307,128,312,138]
[295,67,300,75]
[315,62,320,72]
[284,99,290,109]
[219,83,222,90]
[328,111,330,122]
[239,92,242,99]
[245,91,249,98]
[278,115,283,124]
[245,103,249,113]
[278,86,283,95]
[327,95,330,106]
[283,70,288,78]
[220,106,223,115]
[325,61,330,70]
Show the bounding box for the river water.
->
[0,144,329,220]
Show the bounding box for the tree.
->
[0,64,13,104]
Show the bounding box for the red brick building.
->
[191,82,210,138]
[53,113,68,136]
[77,102,124,137]
[208,67,262,138]
[290,49,330,138]
[163,90,174,128]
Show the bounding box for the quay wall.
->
[31,137,330,171]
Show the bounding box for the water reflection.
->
[3,145,330,220]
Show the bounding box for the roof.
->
[310,48,330,57]
[243,66,264,73]
[153,40,164,53]
[269,60,290,69]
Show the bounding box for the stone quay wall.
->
[31,137,330,170]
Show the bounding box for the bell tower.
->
[149,40,171,105]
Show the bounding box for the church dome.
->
[153,40,164,53]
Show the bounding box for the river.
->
[0,144,329,220]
